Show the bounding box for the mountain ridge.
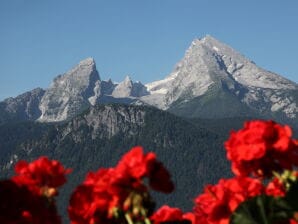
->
[0,35,297,124]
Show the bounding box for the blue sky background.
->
[0,0,297,100]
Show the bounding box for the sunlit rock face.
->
[0,88,45,124]
[112,76,149,98]
[38,58,101,122]
[143,35,298,120]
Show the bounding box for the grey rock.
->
[62,104,145,140]
[0,88,45,124]
[112,76,149,98]
[100,79,116,95]
[38,57,101,122]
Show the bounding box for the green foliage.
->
[285,181,298,211]
[231,181,298,224]
[231,195,292,224]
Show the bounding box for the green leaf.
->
[230,195,293,224]
[285,180,298,211]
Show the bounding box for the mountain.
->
[38,57,101,122]
[0,104,228,222]
[0,35,297,124]
[143,35,298,124]
[111,75,149,98]
[0,88,45,125]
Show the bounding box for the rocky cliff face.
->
[62,104,146,140]
[112,76,149,98]
[30,59,148,122]
[0,88,45,124]
[38,58,101,122]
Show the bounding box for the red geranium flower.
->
[116,146,174,193]
[69,146,174,223]
[151,205,194,224]
[265,177,286,197]
[194,177,264,224]
[68,185,116,224]
[225,120,298,177]
[116,146,156,179]
[13,156,71,196]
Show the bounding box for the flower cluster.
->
[13,156,71,196]
[192,120,298,224]
[225,120,298,177]
[194,177,264,224]
[0,157,70,223]
[68,146,175,223]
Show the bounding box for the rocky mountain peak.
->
[78,57,95,66]
[112,76,148,98]
[191,35,222,48]
[59,57,99,82]
[144,36,297,120]
[190,36,297,90]
[0,88,45,125]
[38,58,101,122]
[123,75,132,83]
[112,76,133,98]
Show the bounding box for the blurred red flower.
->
[194,177,263,224]
[225,120,298,177]
[265,177,286,197]
[0,180,61,224]
[13,156,71,196]
[68,146,174,223]
[150,205,194,224]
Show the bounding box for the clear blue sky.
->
[0,0,297,100]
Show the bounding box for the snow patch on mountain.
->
[146,71,178,95]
